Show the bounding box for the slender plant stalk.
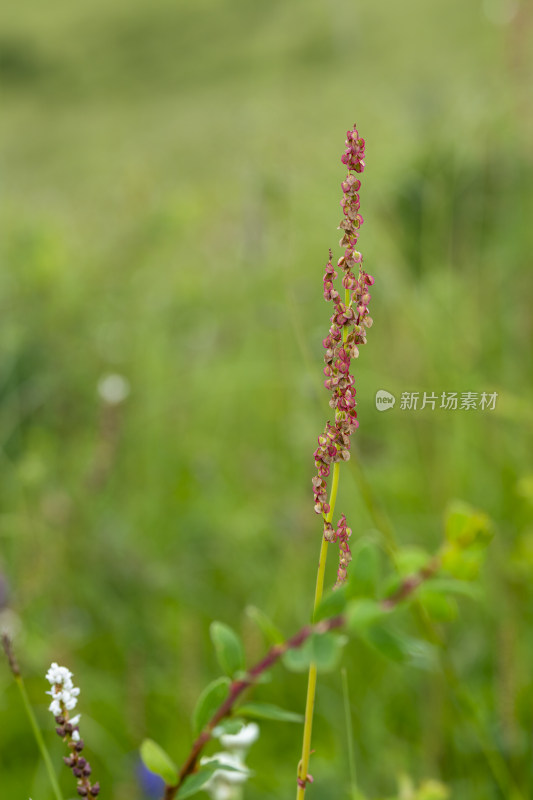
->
[298,122,370,796]
[297,461,340,798]
[2,635,64,800]
[16,676,65,800]
[341,667,359,799]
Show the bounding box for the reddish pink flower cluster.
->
[312,125,375,587]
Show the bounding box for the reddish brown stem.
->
[380,557,440,610]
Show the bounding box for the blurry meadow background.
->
[1,0,532,798]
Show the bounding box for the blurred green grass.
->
[0,0,532,798]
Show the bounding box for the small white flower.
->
[219,722,260,753]
[45,663,80,717]
[72,730,80,742]
[45,663,74,687]
[69,714,81,726]
[62,692,78,711]
[48,698,62,716]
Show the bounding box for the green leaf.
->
[282,633,346,673]
[364,624,407,663]
[140,739,178,785]
[312,632,347,672]
[245,605,284,644]
[315,585,347,622]
[177,769,213,799]
[394,546,432,576]
[346,600,425,664]
[192,676,231,735]
[441,543,487,580]
[177,760,248,798]
[346,598,386,633]
[444,501,493,548]
[417,588,458,622]
[418,577,481,620]
[210,621,245,677]
[282,637,314,672]
[346,539,380,598]
[404,638,439,672]
[212,718,245,736]
[424,577,482,600]
[238,702,303,723]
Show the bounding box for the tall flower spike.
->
[312,124,374,588]
[45,663,100,798]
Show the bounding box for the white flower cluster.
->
[201,723,260,800]
[45,662,81,737]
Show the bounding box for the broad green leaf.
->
[347,539,380,597]
[424,578,481,600]
[210,621,245,677]
[394,546,432,576]
[418,576,481,620]
[441,543,487,580]
[364,624,407,663]
[315,585,347,622]
[282,637,314,672]
[417,588,458,622]
[245,605,284,644]
[346,598,385,633]
[177,760,248,798]
[282,634,345,673]
[403,637,439,672]
[346,600,418,664]
[140,739,178,785]
[177,768,213,799]
[312,632,347,672]
[212,719,245,736]
[192,676,230,735]
[444,501,493,548]
[238,702,303,723]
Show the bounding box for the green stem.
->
[297,461,340,799]
[15,675,64,800]
[341,667,359,799]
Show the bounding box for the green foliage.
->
[315,585,348,621]
[177,760,246,799]
[282,632,346,673]
[346,599,386,633]
[238,701,303,723]
[245,605,284,644]
[348,539,381,597]
[210,621,246,677]
[347,599,437,667]
[192,677,231,735]
[441,501,494,580]
[213,718,245,735]
[140,738,178,785]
